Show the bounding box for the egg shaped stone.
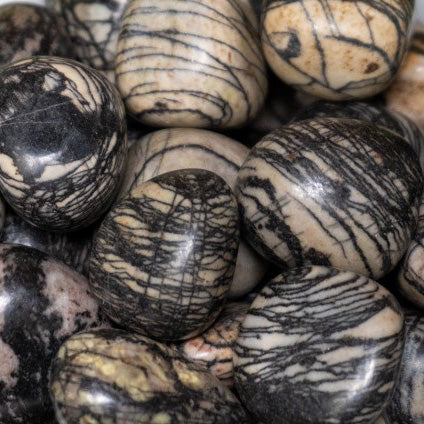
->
[0,243,101,423]
[119,128,268,298]
[0,56,127,232]
[0,3,71,67]
[48,0,128,81]
[234,265,404,424]
[261,0,413,100]
[237,118,423,279]
[90,169,239,340]
[49,328,250,423]
[116,0,268,128]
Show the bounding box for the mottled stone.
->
[116,0,268,128]
[385,311,424,423]
[261,0,413,100]
[0,244,100,423]
[1,207,92,276]
[177,301,249,387]
[48,0,128,80]
[90,169,239,340]
[0,4,71,67]
[49,329,250,423]
[234,265,404,424]
[385,29,424,130]
[237,118,423,279]
[0,56,127,231]
[119,128,267,298]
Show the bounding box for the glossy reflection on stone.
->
[119,128,267,298]
[49,328,250,424]
[237,118,423,279]
[234,265,404,424]
[90,169,239,340]
[261,0,413,100]
[0,244,100,423]
[116,0,267,128]
[0,56,127,231]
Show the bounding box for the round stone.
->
[261,0,413,100]
[90,169,239,340]
[234,265,404,424]
[0,244,100,423]
[116,0,267,128]
[49,328,250,423]
[0,56,127,231]
[237,118,423,279]
[0,3,71,67]
[119,127,268,298]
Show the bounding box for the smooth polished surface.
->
[177,301,249,387]
[119,128,267,298]
[0,244,100,423]
[49,329,250,423]
[237,118,423,279]
[234,265,404,424]
[0,3,71,66]
[90,169,239,340]
[116,0,267,128]
[0,56,127,231]
[261,0,413,100]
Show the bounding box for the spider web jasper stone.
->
[0,56,127,232]
[89,169,239,340]
[236,117,423,279]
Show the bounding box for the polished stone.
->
[49,328,250,423]
[234,265,404,424]
[0,244,100,423]
[261,0,413,100]
[237,118,423,279]
[90,169,239,340]
[0,56,127,231]
[116,0,267,128]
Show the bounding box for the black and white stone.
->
[1,206,92,276]
[116,0,268,128]
[119,128,268,298]
[0,56,127,232]
[0,3,71,67]
[48,0,128,81]
[90,169,239,340]
[261,0,413,100]
[237,118,423,279]
[234,265,404,424]
[49,328,250,423]
[0,243,100,423]
[385,311,424,423]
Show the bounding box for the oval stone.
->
[49,328,250,423]
[0,244,100,423]
[0,56,127,231]
[234,265,404,424]
[237,118,423,279]
[90,169,239,340]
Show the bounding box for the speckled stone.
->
[119,128,268,298]
[116,0,268,128]
[0,243,100,423]
[90,169,239,340]
[48,0,128,81]
[236,118,423,279]
[0,4,71,67]
[385,28,424,130]
[234,265,404,424]
[177,301,249,387]
[0,207,92,276]
[49,328,250,423]
[261,0,413,100]
[0,56,127,231]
